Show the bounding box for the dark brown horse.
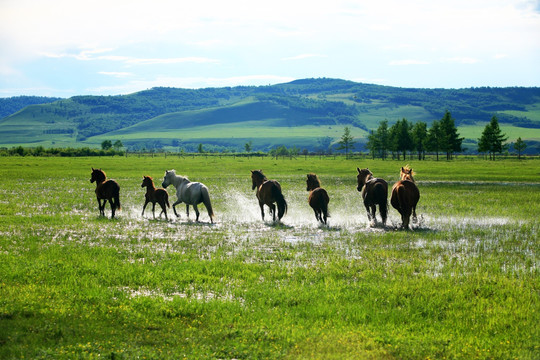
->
[356,167,388,226]
[141,176,170,220]
[251,170,287,222]
[90,168,121,218]
[306,173,330,224]
[391,165,420,229]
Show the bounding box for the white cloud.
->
[389,59,431,66]
[281,54,328,61]
[98,72,133,78]
[441,57,481,64]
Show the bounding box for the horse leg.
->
[364,204,372,223]
[270,203,276,222]
[313,208,319,223]
[152,202,156,219]
[159,201,168,220]
[370,205,377,224]
[193,204,200,222]
[412,205,418,224]
[142,200,149,217]
[109,198,116,219]
[379,202,388,226]
[186,204,190,219]
[172,199,182,217]
[259,202,265,221]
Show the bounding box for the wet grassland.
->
[0,156,538,359]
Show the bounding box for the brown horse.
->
[90,168,121,218]
[391,165,420,229]
[251,170,287,222]
[141,176,170,220]
[356,167,388,226]
[306,173,330,224]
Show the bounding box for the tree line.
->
[365,111,521,160]
[366,110,463,160]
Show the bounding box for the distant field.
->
[0,156,538,359]
[458,123,540,142]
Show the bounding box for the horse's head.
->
[356,167,373,191]
[400,165,415,182]
[142,175,153,188]
[90,168,106,183]
[162,170,175,188]
[306,173,321,191]
[251,170,266,190]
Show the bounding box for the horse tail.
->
[272,184,287,220]
[322,189,330,218]
[114,182,121,210]
[201,186,214,218]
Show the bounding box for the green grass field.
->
[0,156,538,359]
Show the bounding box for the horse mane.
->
[166,170,189,182]
[307,173,321,189]
[400,165,415,182]
[251,170,267,181]
[92,168,106,182]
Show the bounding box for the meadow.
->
[0,155,538,359]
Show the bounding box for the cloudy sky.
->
[1,0,539,97]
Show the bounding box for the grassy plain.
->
[0,155,538,359]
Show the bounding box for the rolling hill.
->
[1,78,539,153]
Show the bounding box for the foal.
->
[141,176,170,220]
[306,173,330,224]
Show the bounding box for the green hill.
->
[1,78,539,153]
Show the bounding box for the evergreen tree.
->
[366,129,379,159]
[425,120,443,161]
[439,110,463,160]
[513,137,527,159]
[375,120,389,160]
[389,118,413,160]
[336,126,355,159]
[478,115,508,160]
[411,121,427,160]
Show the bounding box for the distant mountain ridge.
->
[1,78,539,152]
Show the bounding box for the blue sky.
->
[1,0,539,97]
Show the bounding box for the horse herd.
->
[90,166,420,229]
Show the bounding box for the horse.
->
[390,165,420,229]
[251,170,287,222]
[90,168,121,219]
[356,167,388,226]
[306,173,330,224]
[141,176,170,220]
[161,170,214,223]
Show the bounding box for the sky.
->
[1,0,539,98]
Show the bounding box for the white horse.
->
[161,170,214,223]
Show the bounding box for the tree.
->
[389,118,413,160]
[411,121,427,160]
[317,136,333,154]
[336,126,355,159]
[113,140,123,151]
[244,141,253,152]
[478,115,508,160]
[197,143,204,153]
[366,129,379,159]
[375,120,390,160]
[513,137,527,159]
[439,110,463,160]
[425,120,443,161]
[101,140,112,150]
